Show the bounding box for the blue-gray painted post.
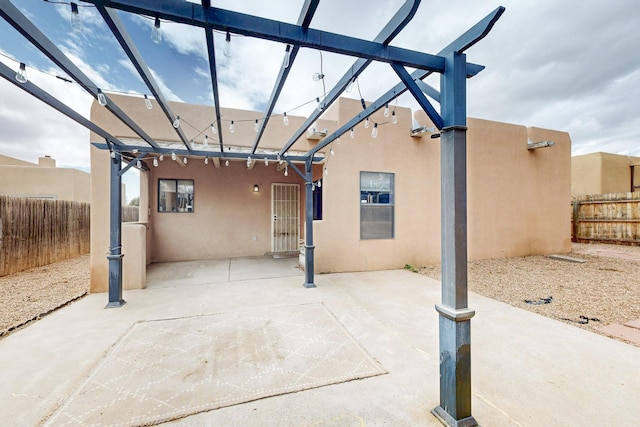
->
[106,153,126,308]
[432,51,476,427]
[303,159,316,288]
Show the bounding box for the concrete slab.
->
[229,256,302,282]
[146,259,231,288]
[1,265,639,426]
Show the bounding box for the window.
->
[360,172,394,239]
[313,179,323,220]
[158,179,194,212]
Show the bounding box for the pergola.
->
[0,1,504,425]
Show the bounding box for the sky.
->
[1,0,639,200]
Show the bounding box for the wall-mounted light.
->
[253,184,259,192]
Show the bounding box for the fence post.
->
[572,199,580,243]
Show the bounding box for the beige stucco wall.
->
[571,152,640,196]
[89,94,572,291]
[0,155,90,202]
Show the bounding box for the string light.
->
[223,32,231,58]
[97,89,107,106]
[153,157,158,167]
[254,119,259,132]
[264,158,269,166]
[350,128,355,139]
[183,156,188,164]
[203,135,209,146]
[371,122,378,138]
[136,160,142,169]
[247,156,252,167]
[384,103,389,117]
[110,150,116,159]
[312,72,324,81]
[159,154,164,161]
[225,159,229,167]
[330,148,335,156]
[283,112,289,126]
[391,110,398,124]
[324,167,328,175]
[151,17,161,44]
[172,116,180,128]
[345,78,355,93]
[282,45,291,69]
[70,2,83,33]
[364,117,369,129]
[171,152,176,161]
[210,123,217,134]
[284,165,288,177]
[229,120,235,133]
[144,94,152,110]
[204,157,209,165]
[277,154,282,165]
[15,63,27,83]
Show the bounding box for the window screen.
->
[360,172,394,239]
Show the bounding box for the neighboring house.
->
[572,152,640,196]
[0,154,90,202]
[89,94,571,292]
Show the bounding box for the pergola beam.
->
[97,6,192,150]
[278,0,421,156]
[391,62,443,129]
[0,0,160,149]
[250,0,320,154]
[204,28,225,153]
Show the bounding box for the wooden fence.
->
[572,192,640,245]
[0,196,91,277]
[122,205,139,223]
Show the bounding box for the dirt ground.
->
[419,243,640,341]
[1,244,639,343]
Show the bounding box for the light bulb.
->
[132,149,139,153]
[151,17,161,44]
[384,104,389,117]
[136,160,142,169]
[391,110,398,124]
[97,89,107,106]
[183,157,188,164]
[350,128,355,139]
[144,94,153,110]
[345,78,354,93]
[159,154,164,161]
[247,156,251,167]
[284,165,288,177]
[223,32,231,58]
[264,158,269,166]
[312,72,324,81]
[317,180,322,188]
[364,117,369,129]
[283,112,289,126]
[204,157,209,165]
[225,159,229,167]
[254,119,259,132]
[70,2,83,33]
[337,137,341,145]
[172,116,180,128]
[229,121,235,133]
[204,135,209,146]
[282,45,291,69]
[171,152,176,161]
[110,150,116,159]
[324,167,328,175]
[153,157,158,167]
[15,63,27,84]
[210,123,217,134]
[372,123,378,138]
[330,148,335,156]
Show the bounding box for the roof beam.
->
[204,28,224,152]
[250,0,320,154]
[306,6,505,156]
[391,62,443,129]
[278,0,420,156]
[0,0,159,149]
[96,6,192,150]
[0,61,124,149]
[81,0,446,71]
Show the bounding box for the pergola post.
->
[303,159,316,288]
[106,153,126,308]
[432,51,476,427]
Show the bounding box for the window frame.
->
[359,171,395,240]
[157,178,195,213]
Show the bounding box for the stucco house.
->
[0,154,90,202]
[572,152,640,196]
[89,94,571,292]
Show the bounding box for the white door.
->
[271,183,300,252]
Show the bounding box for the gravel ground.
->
[420,243,640,342]
[0,254,89,337]
[1,244,639,344]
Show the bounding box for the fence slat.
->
[0,196,91,276]
[571,192,640,245]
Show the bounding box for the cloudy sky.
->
[1,0,639,178]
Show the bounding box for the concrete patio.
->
[1,257,638,426]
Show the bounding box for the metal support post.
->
[432,51,476,427]
[303,159,316,288]
[106,153,126,308]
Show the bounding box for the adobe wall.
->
[572,152,640,196]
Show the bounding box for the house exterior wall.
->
[89,94,572,291]
[0,154,90,202]
[571,152,640,196]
